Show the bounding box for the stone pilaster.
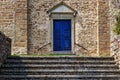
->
[12,0,27,54]
[98,0,110,56]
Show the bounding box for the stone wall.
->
[0,0,118,56]
[0,31,11,66]
[110,0,120,67]
[111,38,120,68]
[110,0,120,54]
[28,0,98,56]
[0,0,27,54]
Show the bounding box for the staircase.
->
[0,56,120,80]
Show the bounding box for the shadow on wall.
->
[0,31,11,66]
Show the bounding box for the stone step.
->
[7,56,114,61]
[5,60,116,65]
[1,70,120,75]
[1,56,119,80]
[2,66,118,70]
[2,64,118,70]
[2,64,118,68]
[0,74,120,79]
[1,69,119,72]
[0,78,119,80]
[1,72,120,75]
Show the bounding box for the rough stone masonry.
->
[0,0,119,56]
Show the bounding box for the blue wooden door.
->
[53,20,71,51]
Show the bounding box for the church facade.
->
[0,0,120,56]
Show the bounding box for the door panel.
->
[53,20,71,51]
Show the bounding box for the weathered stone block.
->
[0,31,11,66]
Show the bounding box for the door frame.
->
[50,13,75,53]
